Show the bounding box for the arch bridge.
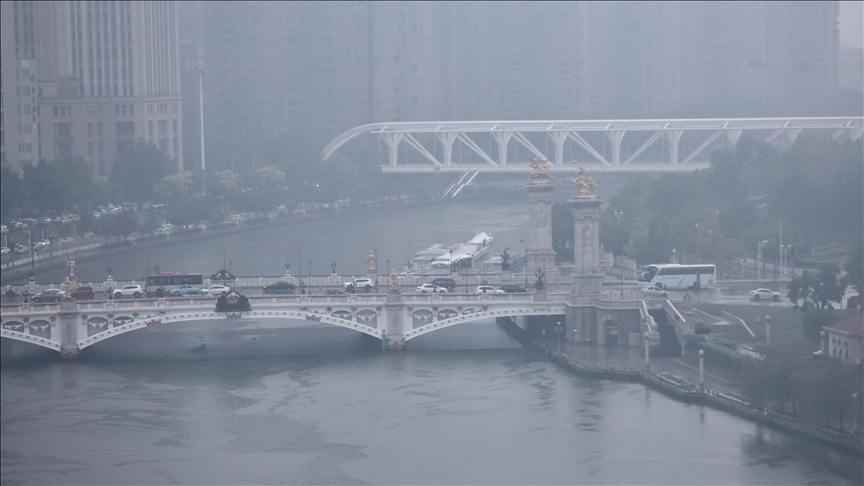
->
[322,117,863,174]
[1,292,642,357]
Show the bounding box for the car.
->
[114,285,144,299]
[499,284,528,293]
[60,236,75,244]
[203,284,232,297]
[263,281,296,294]
[264,282,297,294]
[170,284,202,296]
[325,288,348,295]
[749,288,781,301]
[344,278,375,292]
[474,285,504,294]
[71,286,95,299]
[642,285,669,298]
[15,245,29,254]
[34,240,50,250]
[416,283,447,294]
[32,289,64,302]
[0,247,9,255]
[430,277,456,291]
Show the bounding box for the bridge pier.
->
[58,300,80,359]
[385,289,406,349]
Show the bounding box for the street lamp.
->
[614,211,623,224]
[285,262,291,277]
[672,248,676,264]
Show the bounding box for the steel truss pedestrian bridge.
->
[1,291,652,357]
[323,117,863,174]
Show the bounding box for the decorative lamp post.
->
[386,259,390,282]
[331,261,337,276]
[107,266,113,300]
[614,211,623,224]
[672,248,676,264]
[699,349,705,393]
[284,262,291,278]
[644,332,650,370]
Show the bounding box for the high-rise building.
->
[1,1,184,175]
[180,1,840,167]
[1,1,40,171]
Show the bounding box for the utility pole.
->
[198,49,206,172]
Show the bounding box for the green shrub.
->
[701,341,747,371]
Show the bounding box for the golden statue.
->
[66,256,76,278]
[62,277,73,299]
[572,167,598,198]
[529,156,551,184]
[367,251,376,272]
[389,269,399,291]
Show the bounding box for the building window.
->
[158,120,167,136]
[115,121,135,137]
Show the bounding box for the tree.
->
[0,166,26,221]
[786,265,844,311]
[841,243,863,296]
[801,309,838,342]
[22,159,76,214]
[551,202,574,263]
[112,140,176,202]
[154,173,194,205]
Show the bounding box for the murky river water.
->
[2,193,862,484]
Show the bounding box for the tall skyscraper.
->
[1,1,40,171]
[1,1,183,175]
[179,1,841,168]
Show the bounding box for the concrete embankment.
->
[496,316,864,456]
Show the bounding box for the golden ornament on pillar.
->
[528,156,551,184]
[572,167,598,198]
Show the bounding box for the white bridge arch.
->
[0,293,593,355]
[322,117,863,174]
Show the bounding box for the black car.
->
[499,284,528,293]
[430,277,456,291]
[263,281,296,294]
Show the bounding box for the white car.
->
[344,278,375,292]
[642,285,669,298]
[749,288,781,301]
[114,285,144,299]
[474,285,505,294]
[0,247,10,255]
[34,240,50,250]
[416,283,447,294]
[204,284,232,297]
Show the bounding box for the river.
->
[2,191,862,484]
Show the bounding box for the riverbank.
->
[496,317,864,456]
[1,194,460,285]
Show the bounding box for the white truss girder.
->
[322,117,864,173]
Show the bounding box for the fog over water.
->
[2,197,862,485]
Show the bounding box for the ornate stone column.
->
[571,168,604,297]
[525,157,556,278]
